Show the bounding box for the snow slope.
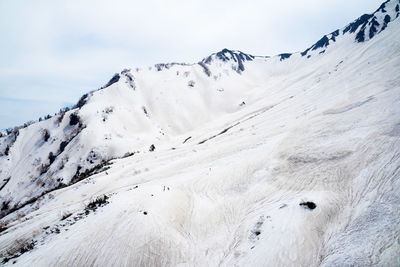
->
[0,0,400,266]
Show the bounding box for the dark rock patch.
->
[71,160,112,184]
[376,0,389,13]
[43,129,50,142]
[0,177,11,192]
[103,73,120,88]
[85,195,109,213]
[61,212,72,221]
[48,152,56,165]
[142,106,148,116]
[312,35,330,50]
[74,93,88,109]
[381,15,391,31]
[300,201,316,210]
[369,18,380,39]
[0,225,7,233]
[198,62,211,77]
[343,14,373,34]
[331,29,340,41]
[59,141,68,153]
[202,49,254,73]
[279,204,287,209]
[69,113,80,126]
[279,53,292,61]
[355,26,367,42]
[183,136,192,144]
[301,48,311,57]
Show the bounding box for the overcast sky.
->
[0,0,383,129]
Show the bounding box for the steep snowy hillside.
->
[0,0,400,266]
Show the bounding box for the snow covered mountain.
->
[0,0,399,266]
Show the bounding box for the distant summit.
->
[302,0,400,57]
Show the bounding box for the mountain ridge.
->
[1,0,399,133]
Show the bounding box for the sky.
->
[0,0,383,129]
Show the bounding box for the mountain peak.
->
[301,0,399,57]
[201,48,256,73]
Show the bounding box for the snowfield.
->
[1,0,400,266]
